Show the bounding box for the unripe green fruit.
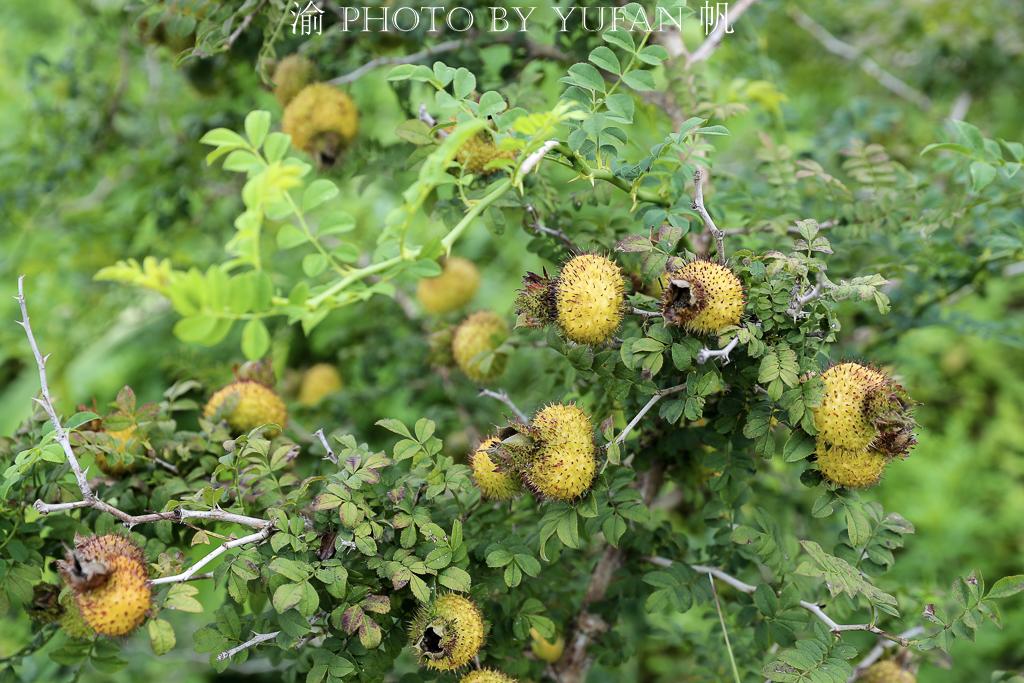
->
[58,534,151,637]
[417,257,480,314]
[530,627,565,663]
[410,594,486,670]
[555,254,626,345]
[282,83,358,167]
[204,380,288,435]
[58,591,95,640]
[660,260,744,334]
[95,424,140,477]
[524,403,597,501]
[469,437,520,500]
[273,54,315,107]
[858,660,916,683]
[461,669,517,683]
[815,442,887,489]
[456,133,515,174]
[298,363,342,406]
[452,311,509,384]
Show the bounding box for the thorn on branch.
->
[217,631,280,662]
[523,204,578,252]
[631,307,662,319]
[693,168,726,264]
[479,389,529,424]
[313,428,339,464]
[696,336,740,365]
[518,139,559,179]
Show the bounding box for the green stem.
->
[308,255,406,308]
[709,573,742,683]
[440,178,513,254]
[285,194,348,278]
[553,144,671,207]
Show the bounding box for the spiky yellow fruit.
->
[204,380,288,435]
[813,363,917,464]
[273,54,315,107]
[660,260,744,335]
[530,627,565,663]
[410,594,486,670]
[554,255,626,345]
[58,535,151,637]
[815,363,887,451]
[298,363,343,406]
[524,404,597,501]
[456,133,515,174]
[815,442,887,489]
[858,660,916,683]
[282,83,358,166]
[95,424,139,477]
[461,670,517,683]
[417,257,481,314]
[470,437,520,501]
[58,591,95,640]
[452,311,509,384]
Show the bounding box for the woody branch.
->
[17,276,275,583]
[693,168,727,264]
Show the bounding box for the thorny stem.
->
[440,179,513,254]
[697,336,740,365]
[693,168,726,264]
[313,428,338,464]
[551,144,671,207]
[647,557,916,646]
[610,384,687,448]
[217,631,281,661]
[479,389,529,423]
[848,626,925,681]
[18,276,275,584]
[523,204,579,252]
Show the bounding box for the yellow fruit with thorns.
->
[815,442,888,489]
[451,311,509,384]
[298,363,342,406]
[858,660,916,683]
[456,133,515,174]
[555,255,626,344]
[409,594,486,670]
[204,381,288,435]
[523,403,597,501]
[814,363,916,458]
[57,535,151,637]
[530,627,565,663]
[282,83,358,166]
[273,54,315,107]
[461,670,517,683]
[417,257,480,314]
[660,260,744,335]
[469,437,520,501]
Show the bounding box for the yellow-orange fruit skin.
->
[555,255,626,345]
[298,363,343,406]
[858,661,916,683]
[461,670,518,683]
[282,83,358,157]
[59,535,151,637]
[204,381,288,435]
[273,54,315,107]
[469,437,520,501]
[525,404,597,501]
[530,627,565,663]
[814,363,887,451]
[662,260,744,335]
[815,442,887,489]
[451,311,509,384]
[417,257,480,314]
[457,134,515,174]
[410,594,486,671]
